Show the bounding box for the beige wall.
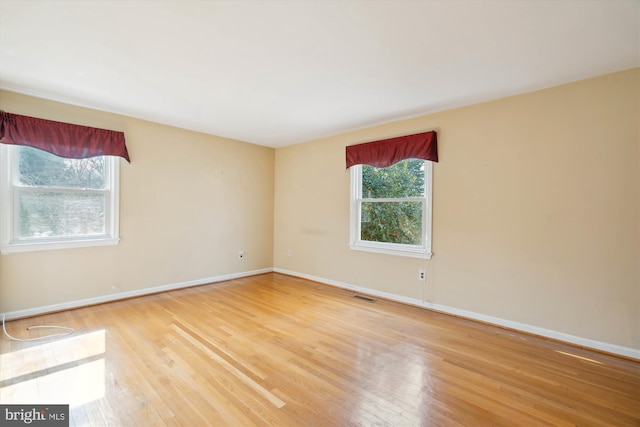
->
[274,68,640,350]
[0,90,275,313]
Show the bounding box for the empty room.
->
[0,1,638,426]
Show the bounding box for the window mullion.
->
[14,186,109,195]
[360,197,424,203]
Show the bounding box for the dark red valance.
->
[346,130,437,169]
[0,111,130,162]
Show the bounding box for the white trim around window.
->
[0,144,121,254]
[349,161,433,259]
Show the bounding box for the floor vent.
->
[353,295,376,302]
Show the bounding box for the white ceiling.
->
[1,1,638,148]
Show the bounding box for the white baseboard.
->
[2,268,273,321]
[273,268,640,361]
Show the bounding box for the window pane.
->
[362,159,424,198]
[361,201,423,245]
[17,146,105,189]
[18,191,106,238]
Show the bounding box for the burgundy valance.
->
[346,130,437,169]
[0,111,130,162]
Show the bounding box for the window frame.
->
[349,160,433,259]
[0,144,121,254]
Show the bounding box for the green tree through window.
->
[350,157,432,258]
[361,159,425,245]
[17,146,106,238]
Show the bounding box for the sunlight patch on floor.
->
[1,330,107,408]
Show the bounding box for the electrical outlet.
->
[418,269,426,282]
[238,251,245,260]
[287,249,292,257]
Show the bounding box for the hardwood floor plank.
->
[170,322,286,409]
[1,272,638,426]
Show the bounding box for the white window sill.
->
[350,242,433,259]
[1,237,120,254]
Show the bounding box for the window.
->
[0,144,120,254]
[350,158,433,258]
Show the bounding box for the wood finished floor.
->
[1,273,638,426]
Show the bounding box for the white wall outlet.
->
[287,249,292,257]
[238,251,245,260]
[418,269,426,282]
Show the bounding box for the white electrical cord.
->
[2,314,74,342]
